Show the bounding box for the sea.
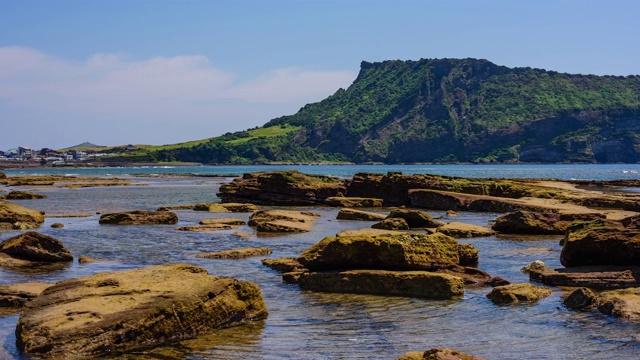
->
[1,164,640,359]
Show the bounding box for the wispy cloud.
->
[0,47,355,148]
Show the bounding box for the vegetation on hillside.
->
[143,58,640,164]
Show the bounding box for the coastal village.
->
[0,144,138,166]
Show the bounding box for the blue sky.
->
[1,0,639,150]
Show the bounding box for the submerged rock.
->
[2,191,47,200]
[298,270,464,299]
[0,200,45,230]
[16,263,268,358]
[436,222,496,238]
[220,203,258,212]
[195,247,272,259]
[486,283,553,305]
[99,210,178,225]
[193,203,230,212]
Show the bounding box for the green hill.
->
[145,58,640,164]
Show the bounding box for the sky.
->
[1,0,640,150]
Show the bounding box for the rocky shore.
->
[1,169,640,358]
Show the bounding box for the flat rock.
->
[486,283,553,305]
[336,228,410,237]
[0,282,51,314]
[492,211,605,235]
[530,266,640,289]
[176,224,238,232]
[595,288,640,320]
[195,247,272,259]
[0,200,45,230]
[199,218,246,226]
[396,348,486,360]
[2,191,47,200]
[298,233,461,272]
[249,210,319,234]
[99,210,178,225]
[298,270,464,299]
[336,208,387,221]
[221,203,258,212]
[324,197,383,207]
[218,171,346,205]
[261,257,307,273]
[156,204,195,211]
[386,209,444,228]
[0,231,73,263]
[437,222,496,238]
[193,203,230,212]
[15,263,268,358]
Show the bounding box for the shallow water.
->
[1,175,640,359]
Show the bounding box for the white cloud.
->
[0,46,356,148]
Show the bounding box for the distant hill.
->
[139,58,640,164]
[60,142,106,151]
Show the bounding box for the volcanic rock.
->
[15,263,268,358]
[99,210,178,225]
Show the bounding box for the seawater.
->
[4,163,640,180]
[0,165,639,359]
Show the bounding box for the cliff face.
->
[154,58,640,164]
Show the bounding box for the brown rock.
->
[78,255,99,264]
[99,210,178,225]
[386,209,445,228]
[176,224,238,232]
[492,211,605,235]
[249,210,319,234]
[0,200,45,230]
[193,203,230,212]
[51,222,64,229]
[218,171,346,205]
[221,203,258,212]
[336,228,410,237]
[195,247,272,259]
[3,191,47,200]
[15,263,268,358]
[486,283,553,305]
[561,219,640,267]
[231,231,252,239]
[0,282,51,314]
[336,208,387,221]
[372,218,410,230]
[564,287,596,310]
[458,243,479,266]
[199,218,246,226]
[396,348,486,360]
[596,288,640,320]
[324,197,383,207]
[298,233,460,272]
[437,222,496,238]
[530,266,640,289]
[261,257,307,273]
[156,204,195,211]
[298,270,464,299]
[0,231,73,263]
